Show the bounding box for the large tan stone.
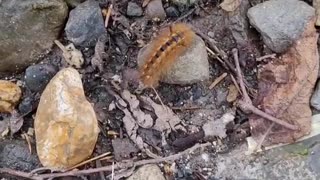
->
[34,68,99,169]
[0,80,21,113]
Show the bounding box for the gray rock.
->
[127,2,143,17]
[137,35,209,85]
[0,0,68,75]
[0,140,40,171]
[171,0,198,7]
[25,64,58,92]
[165,6,180,17]
[145,0,166,21]
[311,81,320,110]
[65,0,106,47]
[64,0,85,8]
[247,0,315,53]
[127,164,166,180]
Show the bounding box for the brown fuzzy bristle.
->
[139,23,196,87]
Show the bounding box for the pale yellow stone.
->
[34,68,99,169]
[0,80,21,113]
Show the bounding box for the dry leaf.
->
[91,33,108,72]
[220,0,241,12]
[202,111,235,139]
[249,19,319,146]
[227,84,239,102]
[54,40,84,68]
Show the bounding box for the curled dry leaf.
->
[220,0,241,12]
[54,40,84,68]
[249,19,319,146]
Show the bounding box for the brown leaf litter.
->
[249,19,319,146]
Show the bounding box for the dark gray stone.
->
[64,0,85,8]
[65,0,106,47]
[0,0,68,75]
[0,140,40,171]
[311,81,320,110]
[247,0,315,53]
[25,64,58,92]
[127,2,143,17]
[145,0,166,21]
[165,6,180,17]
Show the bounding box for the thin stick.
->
[105,4,113,28]
[0,143,211,179]
[232,49,251,102]
[151,86,167,111]
[254,122,275,152]
[209,73,228,89]
[232,48,298,130]
[66,152,112,171]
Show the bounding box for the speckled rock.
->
[34,68,99,169]
[247,0,315,53]
[127,2,143,17]
[0,0,68,75]
[137,35,209,85]
[127,164,166,180]
[145,0,166,21]
[0,80,21,113]
[65,0,106,47]
[25,64,58,92]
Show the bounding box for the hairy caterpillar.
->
[139,23,196,87]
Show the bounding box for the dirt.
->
[0,0,263,179]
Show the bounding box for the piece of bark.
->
[249,18,319,146]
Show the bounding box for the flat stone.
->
[127,164,166,180]
[247,0,315,53]
[137,35,209,85]
[311,81,320,110]
[0,0,68,75]
[65,0,106,47]
[0,80,21,113]
[35,68,99,169]
[127,2,143,17]
[145,0,166,21]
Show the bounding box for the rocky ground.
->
[1,0,320,179]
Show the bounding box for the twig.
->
[256,54,276,62]
[209,73,228,89]
[0,143,211,179]
[66,152,112,171]
[254,122,275,152]
[105,4,113,28]
[232,48,298,131]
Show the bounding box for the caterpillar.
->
[139,23,196,87]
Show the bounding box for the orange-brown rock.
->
[34,68,99,169]
[0,80,21,113]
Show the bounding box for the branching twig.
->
[0,143,211,179]
[232,48,298,131]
